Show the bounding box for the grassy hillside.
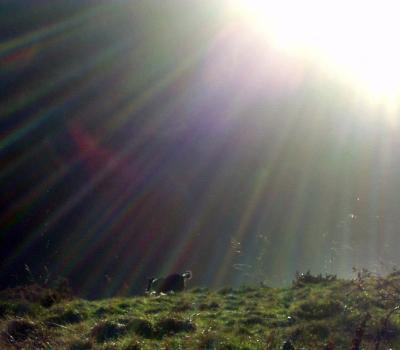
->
[1,271,400,349]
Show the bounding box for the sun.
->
[225,0,400,106]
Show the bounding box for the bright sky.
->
[224,0,400,112]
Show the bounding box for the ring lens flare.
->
[225,0,400,106]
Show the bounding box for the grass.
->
[1,272,400,349]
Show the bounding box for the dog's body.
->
[146,271,192,294]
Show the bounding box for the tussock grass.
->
[1,273,400,349]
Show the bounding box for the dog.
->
[146,271,192,294]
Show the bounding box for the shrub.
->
[126,318,154,338]
[191,287,209,293]
[198,302,220,311]
[68,339,93,350]
[237,286,257,294]
[364,316,400,342]
[145,307,165,314]
[0,283,70,307]
[47,308,84,325]
[122,340,142,350]
[280,291,294,308]
[240,316,265,326]
[235,326,252,336]
[0,301,35,317]
[172,302,193,312]
[95,306,111,318]
[308,321,330,340]
[118,302,131,310]
[197,332,240,350]
[3,319,40,342]
[293,300,343,320]
[224,319,236,327]
[293,271,337,288]
[155,317,196,337]
[218,287,235,295]
[288,321,330,343]
[90,320,126,342]
[264,330,282,350]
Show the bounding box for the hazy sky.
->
[1,0,400,297]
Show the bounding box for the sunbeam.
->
[2,0,400,303]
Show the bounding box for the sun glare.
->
[226,0,400,107]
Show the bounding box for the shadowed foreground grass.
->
[1,272,400,349]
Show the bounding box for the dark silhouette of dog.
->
[146,271,192,294]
